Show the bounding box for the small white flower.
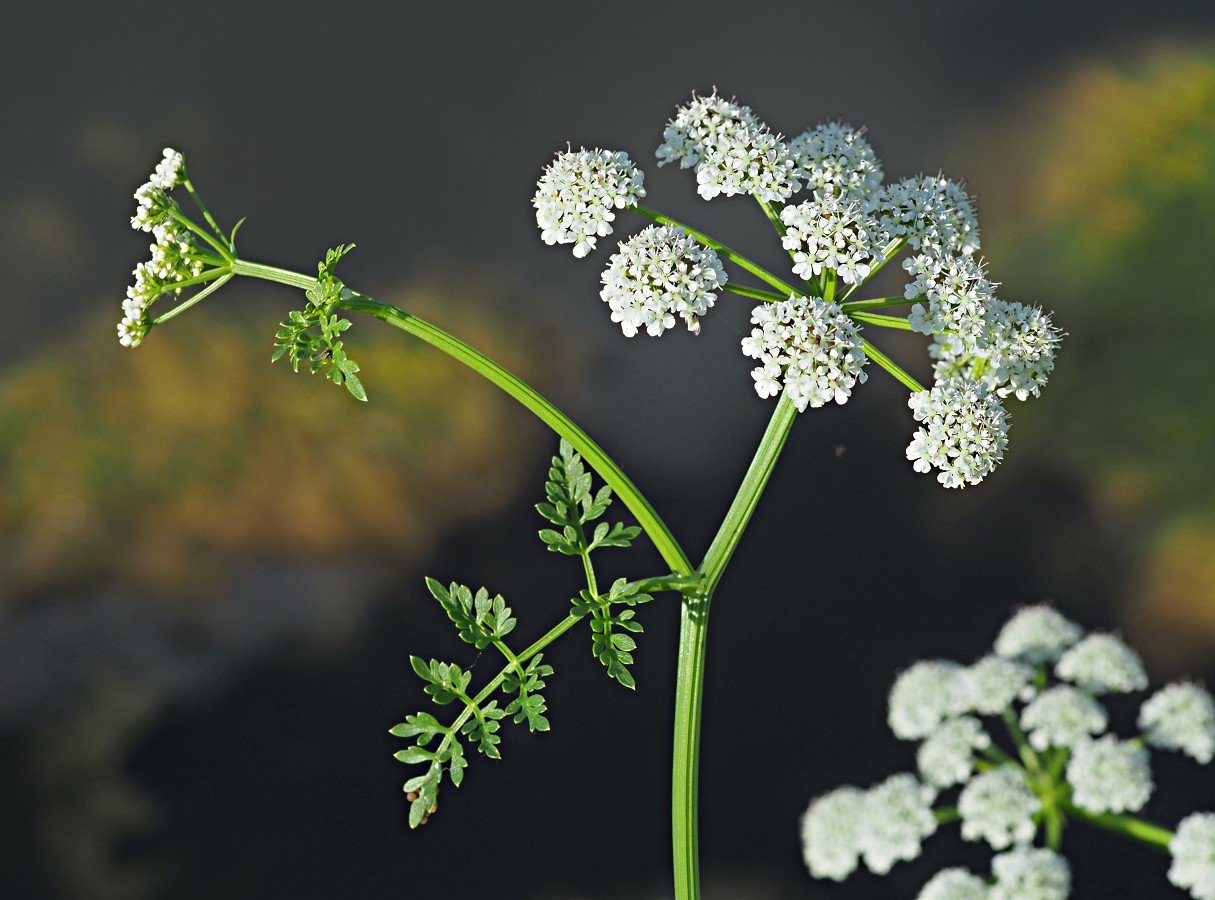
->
[1067,735,1153,814]
[780,194,883,285]
[917,717,991,789]
[149,147,185,190]
[1171,813,1215,900]
[788,121,883,199]
[958,766,1040,850]
[533,148,646,258]
[869,174,980,256]
[990,847,1071,900]
[1020,685,1109,751]
[599,225,726,338]
[964,655,1036,715]
[995,605,1083,665]
[889,660,970,740]
[917,868,991,900]
[858,774,938,875]
[1055,633,1148,695]
[932,301,1061,402]
[1140,683,1215,764]
[656,91,799,202]
[904,253,994,348]
[906,378,1010,489]
[130,181,174,232]
[801,786,866,881]
[740,295,868,412]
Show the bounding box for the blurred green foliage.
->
[977,46,1215,516]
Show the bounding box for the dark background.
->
[3,2,1215,897]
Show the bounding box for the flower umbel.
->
[801,603,1215,899]
[599,225,726,337]
[533,147,646,258]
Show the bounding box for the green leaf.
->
[394,746,435,765]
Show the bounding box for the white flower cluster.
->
[801,774,937,881]
[805,602,1215,898]
[1172,814,1215,900]
[906,377,1010,489]
[931,300,1062,402]
[655,91,798,202]
[120,148,203,348]
[533,148,646,258]
[740,295,868,412]
[780,194,882,285]
[531,93,1060,490]
[788,121,883,199]
[917,848,1071,900]
[598,225,726,337]
[871,173,981,256]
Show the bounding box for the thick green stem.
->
[670,392,800,900]
[231,259,695,578]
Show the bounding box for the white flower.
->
[1140,683,1215,764]
[740,295,867,412]
[932,301,1062,402]
[1020,685,1109,751]
[869,174,980,256]
[888,660,970,740]
[533,148,646,258]
[958,767,1040,850]
[906,378,1010,489]
[655,91,799,202]
[1066,735,1153,814]
[995,605,1083,665]
[917,868,991,900]
[599,225,726,338]
[789,121,883,199]
[858,774,938,875]
[780,194,883,285]
[964,655,1036,715]
[990,847,1071,900]
[149,147,185,190]
[1055,633,1148,695]
[1170,813,1215,900]
[904,253,994,347]
[130,181,174,232]
[917,717,991,788]
[801,787,866,881]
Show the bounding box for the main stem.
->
[671,392,799,900]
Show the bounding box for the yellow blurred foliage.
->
[0,274,568,604]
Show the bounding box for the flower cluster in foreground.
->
[801,603,1215,898]
[531,90,1062,489]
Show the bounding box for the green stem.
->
[630,205,799,296]
[1063,804,1174,851]
[840,295,917,312]
[151,273,233,326]
[838,237,908,303]
[698,391,799,594]
[722,283,787,304]
[850,312,912,330]
[182,176,229,247]
[670,391,800,900]
[753,197,792,241]
[861,340,925,392]
[168,203,233,262]
[934,806,961,824]
[230,259,695,578]
[633,573,703,596]
[1003,708,1041,773]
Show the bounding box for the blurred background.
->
[3,2,1215,897]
